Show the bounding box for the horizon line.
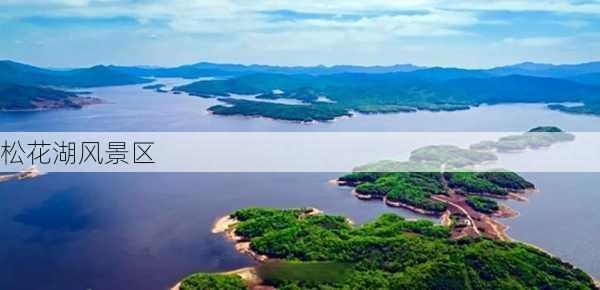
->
[3,58,600,71]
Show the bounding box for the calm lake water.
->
[1,79,599,290]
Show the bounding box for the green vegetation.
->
[0,60,150,88]
[173,71,600,121]
[548,103,600,117]
[257,261,353,285]
[226,208,595,289]
[528,126,565,133]
[0,83,95,110]
[445,171,533,196]
[179,273,246,290]
[342,172,447,213]
[470,126,575,152]
[209,98,350,121]
[142,83,168,92]
[339,170,533,213]
[476,171,534,190]
[352,160,442,173]
[0,60,149,110]
[4,59,600,118]
[410,145,497,168]
[466,195,500,214]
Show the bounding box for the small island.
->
[142,83,170,93]
[174,207,596,289]
[548,103,600,117]
[470,126,575,152]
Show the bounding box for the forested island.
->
[175,208,595,289]
[336,127,571,240]
[173,71,600,121]
[470,126,575,152]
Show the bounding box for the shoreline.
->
[383,196,441,216]
[211,214,268,262]
[171,208,326,289]
[173,204,597,290]
[170,267,261,290]
[338,177,530,241]
[212,208,326,261]
[1,97,104,112]
[0,166,45,183]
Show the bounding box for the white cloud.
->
[556,19,589,29]
[3,0,598,36]
[1,0,598,67]
[501,37,569,47]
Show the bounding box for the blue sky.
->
[1,0,599,68]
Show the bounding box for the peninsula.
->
[174,207,595,289]
[336,126,572,241]
[173,71,600,121]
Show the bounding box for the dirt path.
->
[432,195,480,235]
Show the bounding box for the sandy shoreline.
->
[171,208,326,290]
[170,267,261,290]
[211,214,268,262]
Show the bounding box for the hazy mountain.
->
[3,59,600,115]
[0,60,151,88]
[489,61,600,78]
[109,62,424,79]
[568,72,600,86]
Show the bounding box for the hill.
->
[174,71,600,121]
[0,60,151,88]
[489,61,600,78]
[0,83,100,110]
[184,208,596,290]
[109,62,424,79]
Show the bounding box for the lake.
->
[1,79,599,290]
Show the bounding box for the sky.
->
[1,0,599,68]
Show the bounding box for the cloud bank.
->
[1,0,599,67]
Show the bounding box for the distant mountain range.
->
[1,59,600,114]
[110,60,600,83]
[174,70,600,121]
[3,59,600,87]
[489,61,600,79]
[0,60,151,88]
[109,62,424,79]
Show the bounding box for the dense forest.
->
[174,71,600,121]
[466,195,500,214]
[339,171,533,213]
[182,208,595,289]
[179,273,246,290]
